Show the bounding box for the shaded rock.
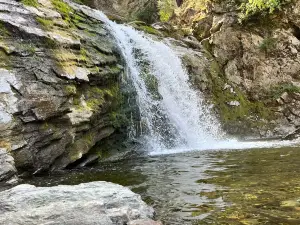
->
[0,0,136,174]
[0,149,18,185]
[282,127,300,140]
[0,181,155,225]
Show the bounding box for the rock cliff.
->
[0,0,138,183]
[155,0,300,138]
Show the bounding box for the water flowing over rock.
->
[156,0,300,138]
[0,181,157,225]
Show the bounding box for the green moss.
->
[139,25,161,35]
[69,131,96,161]
[79,47,89,63]
[0,21,10,37]
[85,85,119,110]
[259,37,277,52]
[207,58,271,130]
[109,112,130,128]
[43,38,59,49]
[72,14,86,24]
[0,50,11,69]
[36,17,54,30]
[22,0,39,7]
[51,0,74,23]
[269,83,300,99]
[65,84,77,95]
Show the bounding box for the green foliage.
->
[270,83,300,99]
[22,0,38,7]
[259,37,277,52]
[158,0,176,22]
[239,0,285,20]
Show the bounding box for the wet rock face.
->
[166,0,300,137]
[0,181,156,225]
[0,0,134,175]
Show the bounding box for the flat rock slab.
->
[0,181,155,225]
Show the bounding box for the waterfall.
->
[92,11,227,151]
[76,6,299,154]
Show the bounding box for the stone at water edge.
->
[0,149,18,185]
[0,181,157,225]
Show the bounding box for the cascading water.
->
[79,5,299,154]
[93,11,226,151]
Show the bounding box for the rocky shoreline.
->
[0,0,141,184]
[0,181,161,225]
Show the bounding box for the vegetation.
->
[158,0,176,22]
[36,17,54,30]
[239,0,286,20]
[21,0,39,7]
[0,21,10,37]
[51,0,74,23]
[270,83,300,99]
[259,37,277,52]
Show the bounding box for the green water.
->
[23,147,300,224]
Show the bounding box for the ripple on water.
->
[22,146,300,225]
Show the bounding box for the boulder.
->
[0,149,18,185]
[0,181,156,225]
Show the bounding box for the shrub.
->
[239,0,285,21]
[271,83,300,99]
[259,37,277,52]
[158,0,176,22]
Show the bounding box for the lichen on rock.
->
[0,0,137,177]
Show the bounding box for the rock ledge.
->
[0,181,158,225]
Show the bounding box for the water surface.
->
[23,146,300,224]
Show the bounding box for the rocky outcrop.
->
[92,0,158,23]
[0,181,159,225]
[0,0,137,177]
[157,0,300,138]
[0,149,18,185]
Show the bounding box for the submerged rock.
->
[0,181,156,225]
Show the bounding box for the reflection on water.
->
[23,147,300,224]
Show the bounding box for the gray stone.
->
[0,148,18,184]
[0,182,155,225]
[128,219,163,225]
[227,101,240,107]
